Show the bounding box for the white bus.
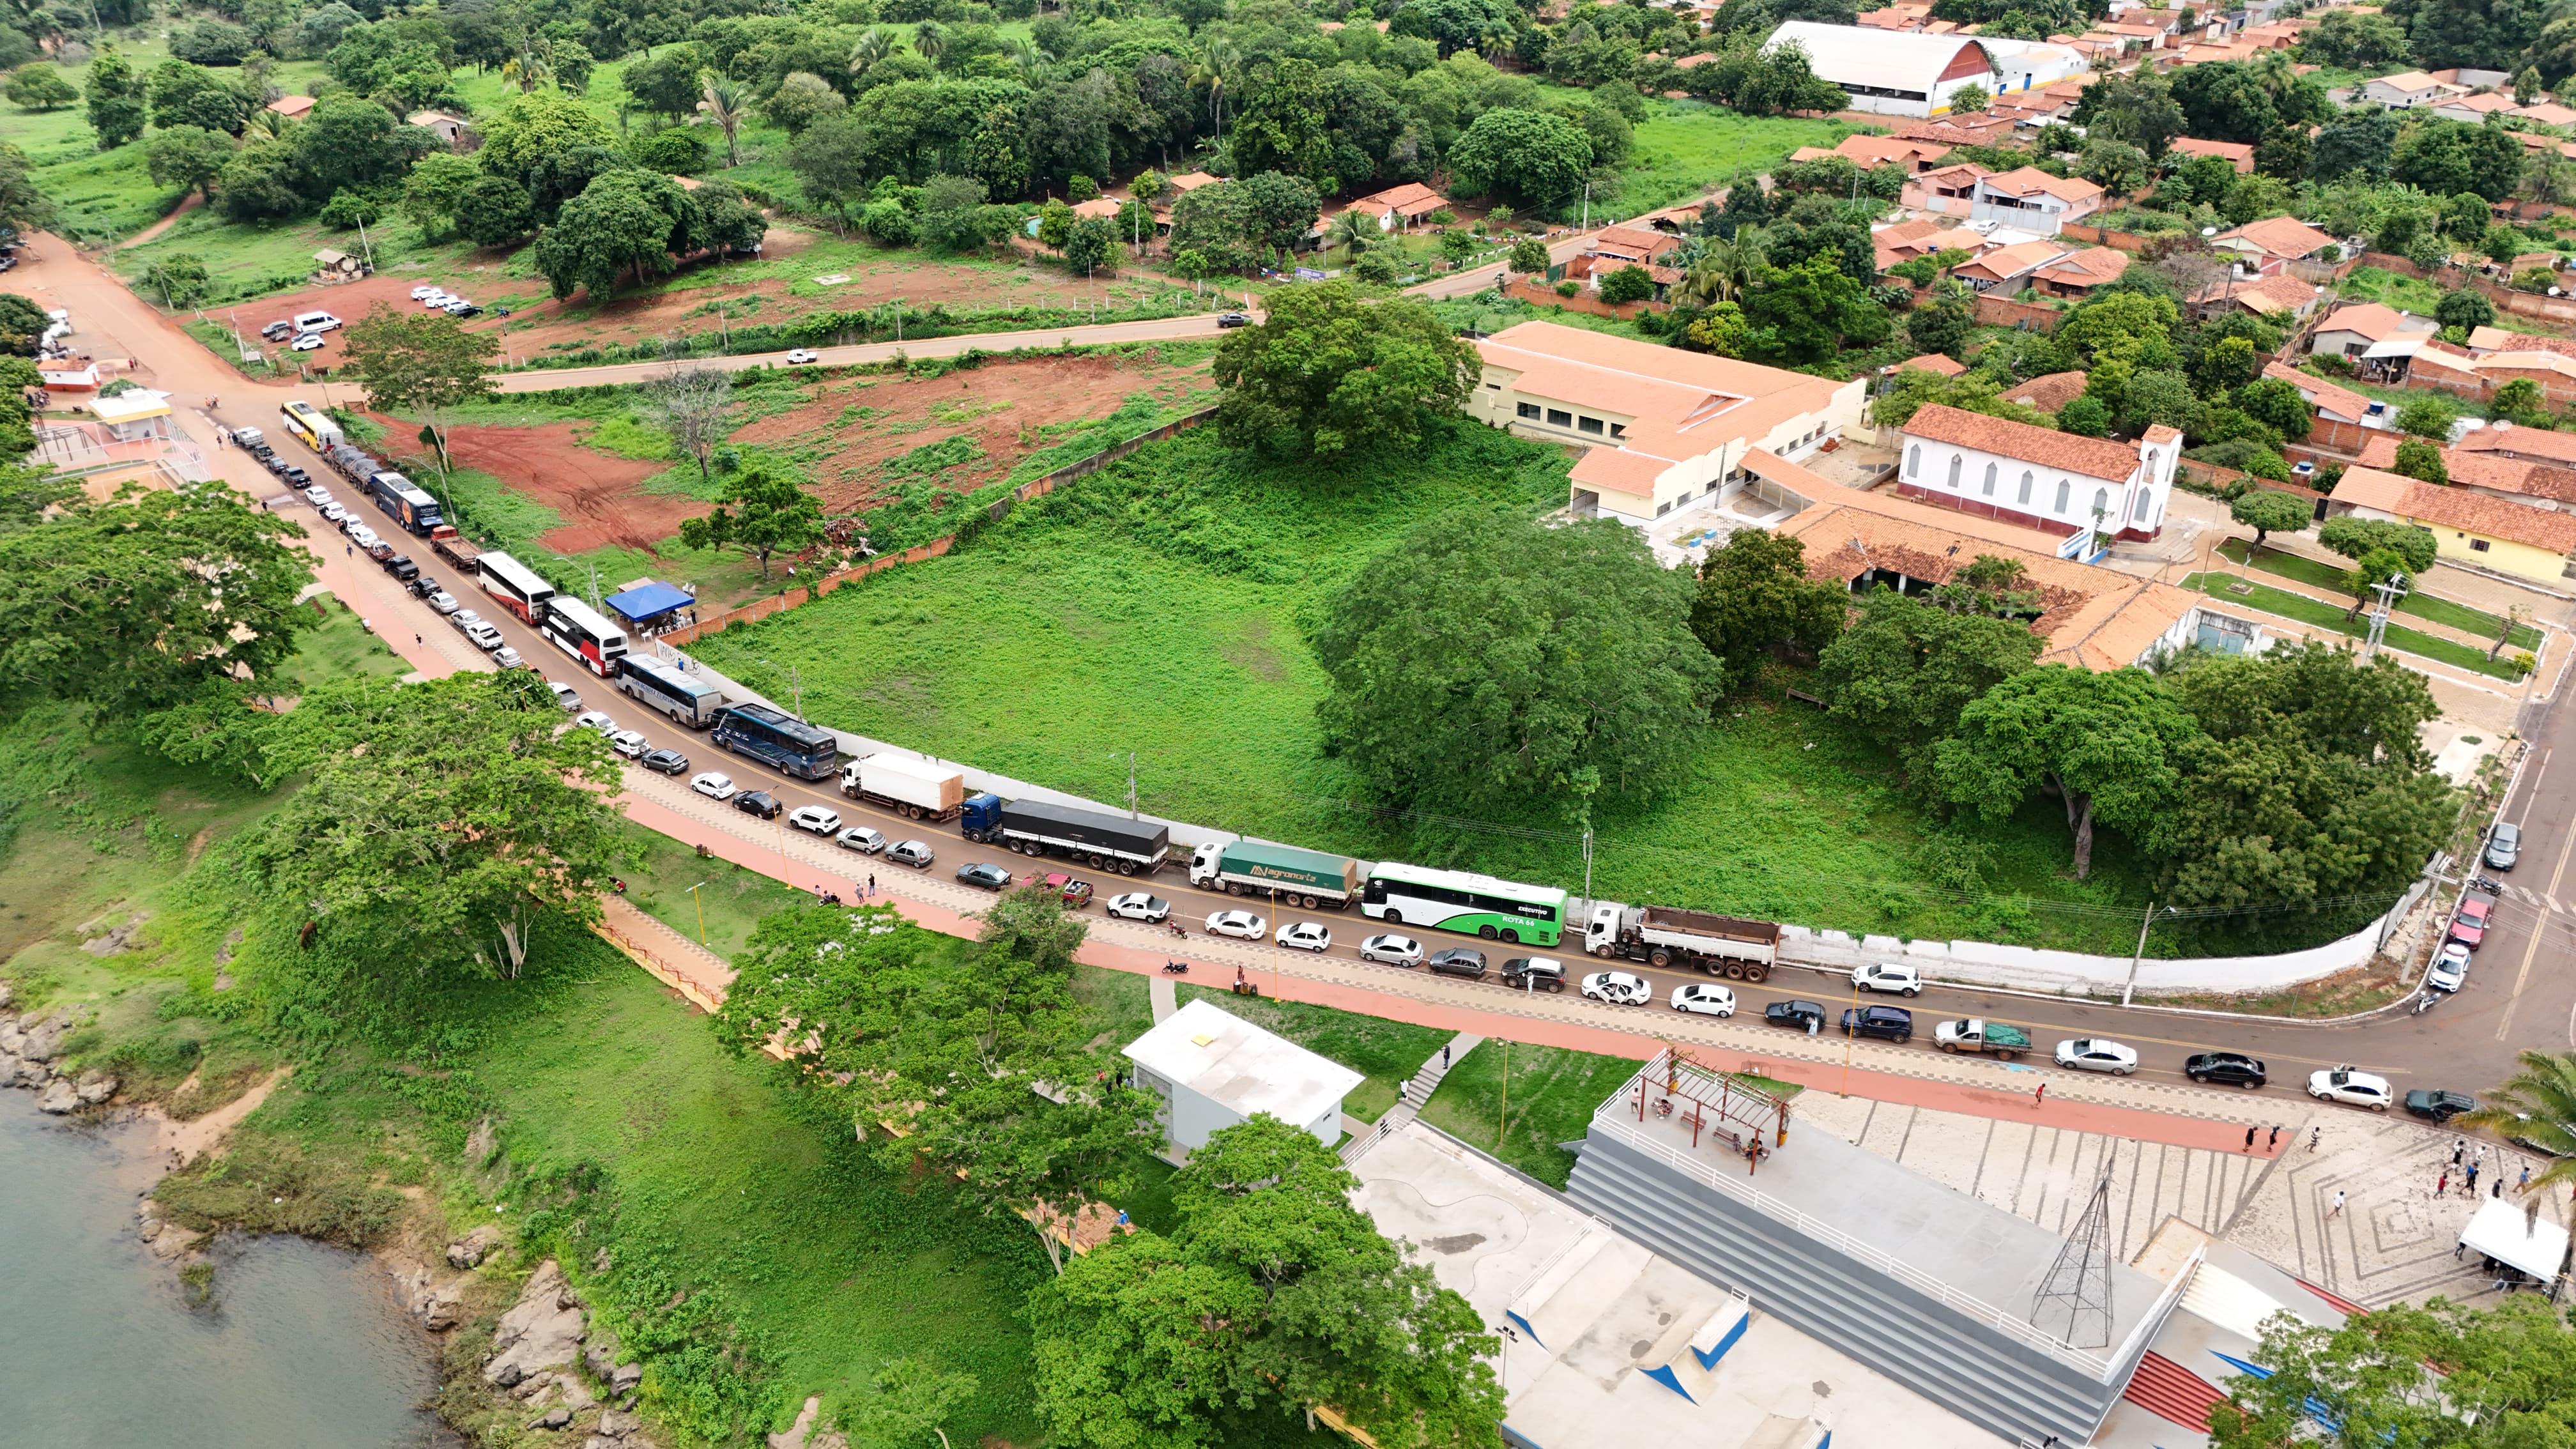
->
[475,550,556,624]
[615,654,724,728]
[1360,862,1568,946]
[540,595,629,677]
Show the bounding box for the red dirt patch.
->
[732,349,1213,512]
[437,420,696,555]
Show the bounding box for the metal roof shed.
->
[1123,999,1362,1155]
[1763,22,1996,117]
[2459,1197,2571,1288]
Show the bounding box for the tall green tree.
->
[2209,1296,2576,1449]
[1211,280,1475,456]
[1445,105,1593,210]
[2462,1050,2576,1188]
[676,454,825,579]
[1689,528,1848,696]
[1314,509,1718,818]
[84,48,146,149]
[2320,516,2439,574]
[144,123,232,201]
[5,64,79,112]
[0,482,309,714]
[2230,489,2312,546]
[532,169,701,298]
[1933,666,2200,877]
[1818,587,2044,775]
[338,305,500,480]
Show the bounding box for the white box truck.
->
[841,753,966,821]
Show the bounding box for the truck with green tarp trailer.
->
[1188,839,1362,910]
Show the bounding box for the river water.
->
[0,1095,443,1448]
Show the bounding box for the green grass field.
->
[1416,1037,1642,1188]
[2184,571,2528,679]
[689,422,2166,954]
[2336,267,2555,337]
[1614,100,1848,218]
[2215,538,2544,649]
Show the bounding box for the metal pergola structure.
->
[1632,1046,1793,1176]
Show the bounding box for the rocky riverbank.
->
[0,989,119,1117]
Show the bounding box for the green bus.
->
[1359,862,1567,946]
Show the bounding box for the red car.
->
[2450,895,2494,949]
[1043,871,1095,908]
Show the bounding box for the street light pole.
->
[687,880,709,944]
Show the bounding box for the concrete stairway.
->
[1342,1032,1482,1165]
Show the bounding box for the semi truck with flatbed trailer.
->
[841,754,967,820]
[1188,840,1361,910]
[431,533,482,571]
[1584,903,1779,981]
[960,795,1169,875]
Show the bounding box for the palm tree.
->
[1326,208,1374,258]
[848,28,894,81]
[700,73,747,167]
[245,106,287,139]
[1188,39,1238,141]
[502,46,552,94]
[913,20,946,63]
[1680,229,1765,306]
[2462,1051,2576,1197]
[1002,36,1043,77]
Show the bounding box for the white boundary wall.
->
[656,645,2412,999]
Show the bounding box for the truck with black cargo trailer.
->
[959,794,1168,875]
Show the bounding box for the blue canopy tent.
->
[604,581,696,632]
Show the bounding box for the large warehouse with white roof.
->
[1762,22,1999,117]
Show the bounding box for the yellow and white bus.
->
[278,399,341,450]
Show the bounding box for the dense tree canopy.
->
[1211,282,1475,456]
[1689,529,1848,696]
[1315,509,1719,818]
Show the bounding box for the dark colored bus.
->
[711,702,838,780]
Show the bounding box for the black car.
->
[733,790,782,820]
[1499,956,1566,992]
[1765,1000,1827,1031]
[1216,310,1252,328]
[263,456,292,476]
[956,862,1013,890]
[279,465,310,484]
[1841,1004,1914,1043]
[2406,1089,2478,1123]
[2184,1051,2268,1089]
[260,320,293,341]
[407,574,441,598]
[640,747,689,775]
[1427,947,1489,980]
[384,555,418,581]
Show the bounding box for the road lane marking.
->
[2496,813,2576,1041]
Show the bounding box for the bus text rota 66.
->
[474,550,556,625]
[279,399,342,451]
[541,595,630,677]
[616,654,725,728]
[711,702,839,781]
[1360,862,1567,946]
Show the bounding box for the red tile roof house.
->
[2209,216,2338,274]
[2002,370,2089,412]
[2355,429,2576,511]
[2031,245,2131,297]
[1342,181,1448,232]
[1563,224,1687,301]
[1468,321,1867,532]
[2307,302,2440,362]
[1952,238,2071,291]
[1966,167,2106,234]
[1896,404,2184,542]
[1901,161,1991,218]
[2260,361,2389,452]
[2189,271,2326,321]
[2166,137,2256,172]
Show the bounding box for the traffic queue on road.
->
[264,422,2502,1121]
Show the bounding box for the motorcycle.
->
[2412,992,2440,1016]
[1162,960,1190,976]
[1167,922,1188,939]
[2472,875,2506,896]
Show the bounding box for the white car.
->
[1104,892,1169,922]
[491,645,525,669]
[691,772,739,801]
[785,348,819,364]
[573,710,617,733]
[788,805,843,836]
[1671,982,1736,1017]
[546,681,580,710]
[608,730,648,759]
[319,502,349,524]
[1276,921,1331,953]
[461,621,503,650]
[1360,933,1422,967]
[346,525,381,549]
[1852,963,1922,997]
[2308,1067,2395,1111]
[1206,909,1266,940]
[836,825,885,854]
[420,289,455,307]
[410,284,443,301]
[1581,970,1653,1006]
[2428,941,2471,993]
[425,591,461,615]
[450,608,487,631]
[2053,1038,2140,1075]
[302,485,334,506]
[290,332,325,351]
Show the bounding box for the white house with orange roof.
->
[2308,302,2440,362]
[2359,70,2467,107]
[1468,322,1865,540]
[2210,215,2338,272]
[1896,404,2182,546]
[1966,167,2105,234]
[2431,91,2518,123]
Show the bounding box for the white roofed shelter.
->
[2459,1197,2572,1289]
[1123,999,1363,1156]
[1763,22,1999,117]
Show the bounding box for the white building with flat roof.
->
[1352,1119,2011,1449]
[1123,999,1361,1154]
[1763,23,1999,117]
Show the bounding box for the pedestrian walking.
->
[2522,1165,2534,1193]
[2329,1189,2347,1218]
[868,873,877,895]
[2269,1125,2281,1150]
[2438,1170,2449,1197]
[2310,1126,2322,1152]
[2468,1162,2481,1193]
[413,632,422,647]
[1442,1045,1451,1068]
[2246,1126,2257,1153]
[2035,1082,2046,1107]
[2494,1178,2505,1199]
[2454,1137,2467,1167]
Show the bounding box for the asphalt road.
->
[264,441,2574,1114]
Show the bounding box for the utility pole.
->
[1579,824,1595,926]
[788,664,805,721]
[2362,572,2405,661]
[688,880,709,944]
[1126,751,1138,818]
[2120,901,2158,1008]
[1497,1037,1509,1148]
[1581,180,1591,232]
[355,213,376,271]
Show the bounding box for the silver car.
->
[425,591,461,615]
[1359,933,1422,967]
[887,839,935,868]
[836,825,886,854]
[449,608,487,632]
